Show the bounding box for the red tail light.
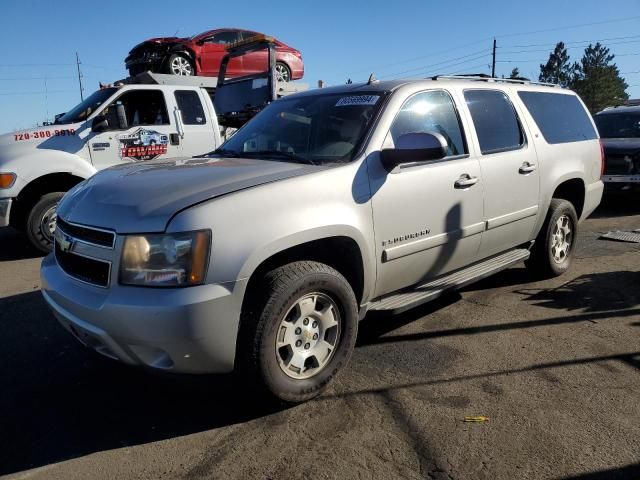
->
[599,139,605,177]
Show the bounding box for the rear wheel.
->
[165,53,194,76]
[275,62,291,82]
[25,192,64,254]
[526,199,578,278]
[238,261,358,404]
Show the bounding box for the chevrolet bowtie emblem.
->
[54,228,73,253]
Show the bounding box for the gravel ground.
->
[1,193,639,480]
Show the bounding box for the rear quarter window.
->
[517,91,597,144]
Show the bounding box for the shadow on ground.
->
[591,191,640,219]
[0,291,283,476]
[0,227,43,261]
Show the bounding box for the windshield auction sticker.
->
[335,95,380,107]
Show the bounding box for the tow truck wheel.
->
[239,261,358,404]
[275,62,291,82]
[25,192,64,254]
[166,54,194,76]
[526,199,578,278]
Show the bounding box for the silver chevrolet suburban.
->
[41,76,604,403]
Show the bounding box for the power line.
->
[495,15,640,39]
[348,14,640,81]
[377,50,491,80]
[0,90,75,96]
[503,33,640,49]
[0,76,74,81]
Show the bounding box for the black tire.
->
[526,199,578,278]
[275,62,291,82]
[25,192,64,254]
[165,53,194,76]
[238,261,358,404]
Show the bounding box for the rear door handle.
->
[454,174,479,189]
[519,162,537,174]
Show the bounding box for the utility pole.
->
[491,38,496,78]
[75,52,84,101]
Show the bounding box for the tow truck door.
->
[87,88,182,169]
[173,88,219,156]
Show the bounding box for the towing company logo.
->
[118,128,169,161]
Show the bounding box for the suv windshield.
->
[594,112,640,138]
[56,88,117,124]
[217,91,387,164]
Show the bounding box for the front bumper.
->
[41,253,245,373]
[0,198,12,227]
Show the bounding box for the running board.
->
[369,248,530,314]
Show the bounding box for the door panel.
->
[462,89,540,259]
[370,89,485,297]
[200,31,242,76]
[88,90,181,170]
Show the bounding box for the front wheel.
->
[238,261,358,404]
[25,192,64,254]
[165,53,194,76]
[526,199,578,278]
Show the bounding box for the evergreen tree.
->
[539,42,574,86]
[509,67,520,79]
[571,43,628,113]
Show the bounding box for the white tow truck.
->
[0,35,306,252]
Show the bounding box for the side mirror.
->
[91,115,109,133]
[381,132,448,172]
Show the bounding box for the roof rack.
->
[431,74,561,88]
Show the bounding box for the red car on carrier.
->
[125,28,304,82]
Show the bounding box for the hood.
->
[601,138,640,156]
[0,123,84,166]
[130,37,188,51]
[57,156,323,233]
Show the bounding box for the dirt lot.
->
[1,194,639,480]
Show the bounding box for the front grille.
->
[55,243,111,287]
[56,218,115,248]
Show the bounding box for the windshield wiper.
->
[211,148,241,158]
[243,150,316,165]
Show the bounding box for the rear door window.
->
[464,89,525,154]
[175,90,206,125]
[518,91,597,144]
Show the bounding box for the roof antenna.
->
[367,73,377,84]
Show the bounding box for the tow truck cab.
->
[0,35,307,253]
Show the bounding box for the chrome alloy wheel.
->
[551,214,572,264]
[170,56,193,76]
[275,63,290,82]
[40,205,57,244]
[275,292,341,379]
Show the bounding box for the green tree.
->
[539,42,574,86]
[509,67,521,79]
[571,42,628,113]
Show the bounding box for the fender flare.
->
[9,151,96,198]
[235,224,375,304]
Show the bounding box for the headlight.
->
[120,230,210,287]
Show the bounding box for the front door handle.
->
[454,174,479,189]
[519,161,537,174]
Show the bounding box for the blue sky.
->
[0,0,639,133]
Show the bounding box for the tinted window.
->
[594,111,640,139]
[390,90,467,156]
[518,91,597,144]
[102,90,169,128]
[208,31,240,44]
[57,88,117,124]
[464,90,524,154]
[175,90,206,125]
